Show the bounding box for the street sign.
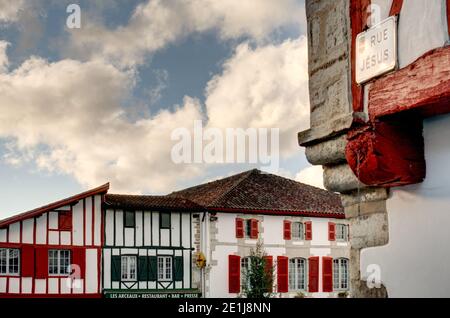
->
[356,16,397,84]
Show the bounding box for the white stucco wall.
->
[368,0,448,67]
[360,113,450,297]
[207,212,349,298]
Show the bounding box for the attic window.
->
[124,211,135,228]
[58,212,72,231]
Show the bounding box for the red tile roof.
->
[169,169,344,218]
[104,194,202,211]
[0,183,110,229]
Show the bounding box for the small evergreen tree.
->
[241,242,274,298]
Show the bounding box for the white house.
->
[169,169,350,298]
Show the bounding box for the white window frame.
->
[157,256,172,282]
[289,258,307,291]
[0,248,20,276]
[291,222,305,240]
[333,258,349,290]
[244,219,252,239]
[121,255,137,281]
[336,224,349,241]
[48,250,71,276]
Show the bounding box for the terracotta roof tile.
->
[169,169,344,217]
[104,194,202,211]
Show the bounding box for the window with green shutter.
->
[174,256,184,281]
[148,256,157,281]
[138,256,148,281]
[111,256,121,281]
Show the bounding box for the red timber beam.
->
[368,46,450,120]
[346,0,440,187]
[346,116,426,187]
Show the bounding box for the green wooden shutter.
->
[138,256,149,281]
[148,256,157,281]
[174,256,184,281]
[111,256,121,282]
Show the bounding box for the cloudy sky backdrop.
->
[0,0,323,218]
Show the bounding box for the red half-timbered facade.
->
[0,184,109,298]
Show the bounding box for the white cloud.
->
[69,0,305,67]
[205,37,310,156]
[0,0,25,23]
[0,54,204,193]
[0,41,8,72]
[0,32,310,194]
[295,165,324,189]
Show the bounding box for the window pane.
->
[158,257,164,280]
[245,220,252,238]
[9,249,19,274]
[0,249,7,274]
[160,213,171,229]
[125,211,135,228]
[333,259,339,289]
[130,257,136,280]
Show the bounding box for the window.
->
[48,250,71,276]
[241,257,252,290]
[124,211,135,228]
[333,258,349,290]
[336,224,349,241]
[244,219,252,238]
[160,212,171,229]
[158,256,172,281]
[289,258,307,291]
[292,222,304,240]
[58,212,72,230]
[0,248,20,275]
[121,256,137,281]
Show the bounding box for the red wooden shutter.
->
[72,248,86,279]
[250,219,259,239]
[277,256,288,293]
[322,257,333,292]
[305,221,312,240]
[308,256,319,293]
[283,220,291,240]
[235,218,244,238]
[264,256,273,292]
[228,255,241,293]
[58,212,72,231]
[328,222,336,241]
[21,245,35,277]
[35,247,48,279]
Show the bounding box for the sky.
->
[0,0,323,219]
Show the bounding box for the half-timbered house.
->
[0,184,108,297]
[101,195,202,298]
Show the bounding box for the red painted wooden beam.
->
[368,46,450,120]
[389,0,404,16]
[447,0,450,36]
[346,117,426,187]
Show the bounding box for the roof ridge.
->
[209,169,259,206]
[0,183,110,228]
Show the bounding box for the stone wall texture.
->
[299,0,389,298]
